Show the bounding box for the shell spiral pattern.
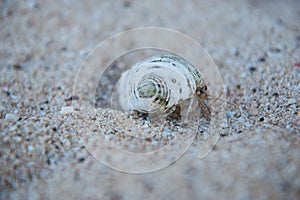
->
[116,55,208,119]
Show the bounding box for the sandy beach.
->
[1,0,299,199]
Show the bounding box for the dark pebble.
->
[65,95,79,101]
[269,47,281,53]
[259,117,264,122]
[13,64,23,70]
[249,66,257,72]
[258,57,266,62]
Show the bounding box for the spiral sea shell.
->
[115,55,210,120]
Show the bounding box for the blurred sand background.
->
[0,0,300,199]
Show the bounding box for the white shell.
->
[116,55,204,115]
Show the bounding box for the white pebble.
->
[4,113,19,122]
[27,145,35,153]
[13,136,22,143]
[287,99,297,105]
[60,106,74,114]
[2,136,9,143]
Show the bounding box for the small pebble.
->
[4,113,19,122]
[226,111,235,118]
[13,136,22,143]
[287,99,297,105]
[141,124,149,129]
[0,105,5,117]
[163,127,172,133]
[2,136,9,143]
[27,145,35,153]
[0,105,5,111]
[142,128,151,135]
[60,106,74,114]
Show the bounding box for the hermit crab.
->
[115,55,211,122]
